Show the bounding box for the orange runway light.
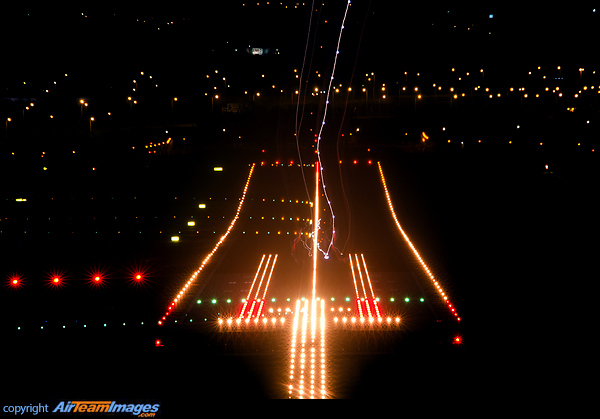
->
[378,162,461,322]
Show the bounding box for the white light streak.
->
[314,0,352,259]
[313,163,319,301]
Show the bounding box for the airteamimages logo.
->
[52,401,160,416]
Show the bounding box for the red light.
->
[46,269,67,288]
[6,273,23,289]
[368,160,372,165]
[453,335,463,345]
[155,339,163,347]
[127,271,149,289]
[125,263,150,288]
[86,266,109,288]
[339,160,342,164]
[353,160,357,164]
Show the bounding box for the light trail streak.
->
[377,162,461,322]
[294,0,316,206]
[312,162,319,302]
[288,298,327,398]
[260,254,277,301]
[347,254,383,321]
[348,256,364,318]
[319,298,326,398]
[256,300,265,319]
[256,254,277,318]
[289,299,301,396]
[354,254,371,318]
[246,300,258,319]
[348,256,360,300]
[158,163,255,325]
[360,254,381,319]
[239,254,266,318]
[253,254,272,300]
[315,0,352,259]
[239,254,278,319]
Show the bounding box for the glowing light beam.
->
[312,162,319,301]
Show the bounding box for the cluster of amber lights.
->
[158,163,255,325]
[377,162,461,322]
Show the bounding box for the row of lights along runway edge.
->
[158,163,255,326]
[377,161,461,323]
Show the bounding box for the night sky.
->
[3,3,599,78]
